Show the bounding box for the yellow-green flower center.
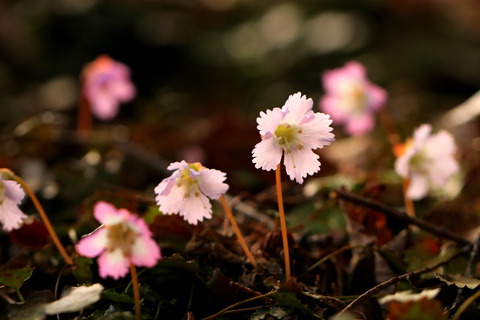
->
[107,222,137,255]
[178,167,201,198]
[274,124,298,148]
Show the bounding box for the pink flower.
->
[154,161,229,225]
[320,61,387,135]
[82,55,136,120]
[252,92,335,184]
[0,178,28,231]
[394,124,459,200]
[76,201,161,280]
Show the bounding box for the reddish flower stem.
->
[219,195,256,266]
[130,262,141,320]
[402,177,416,218]
[275,164,291,281]
[9,171,74,266]
[77,88,92,138]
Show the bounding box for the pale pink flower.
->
[320,61,387,135]
[154,161,229,225]
[82,55,136,120]
[252,92,335,184]
[76,201,161,280]
[0,178,28,231]
[394,124,459,200]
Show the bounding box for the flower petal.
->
[155,182,184,215]
[407,172,429,200]
[283,148,320,184]
[76,227,108,258]
[282,92,314,125]
[252,138,283,171]
[197,169,228,200]
[298,112,335,149]
[97,248,130,279]
[179,193,212,225]
[3,180,25,204]
[93,201,124,226]
[167,160,189,171]
[130,236,161,267]
[0,198,28,231]
[344,113,375,136]
[256,108,284,136]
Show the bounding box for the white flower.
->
[0,178,28,231]
[44,284,104,314]
[252,92,335,183]
[379,288,440,304]
[394,124,459,200]
[154,161,229,225]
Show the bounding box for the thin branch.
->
[332,189,471,246]
[201,290,276,320]
[451,232,480,311]
[336,247,468,317]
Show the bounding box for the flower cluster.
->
[394,124,459,200]
[82,55,136,120]
[252,92,335,184]
[0,178,27,231]
[155,161,229,225]
[76,201,161,279]
[320,61,387,135]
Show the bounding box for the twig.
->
[302,245,363,276]
[201,290,276,320]
[229,281,275,304]
[451,233,480,311]
[452,288,480,320]
[336,247,468,317]
[332,189,470,246]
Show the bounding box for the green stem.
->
[15,287,24,302]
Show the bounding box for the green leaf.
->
[0,266,34,289]
[78,309,134,320]
[73,256,94,283]
[250,306,292,320]
[435,273,480,289]
[101,288,134,304]
[7,290,53,320]
[271,291,323,319]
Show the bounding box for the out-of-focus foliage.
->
[1,0,480,319]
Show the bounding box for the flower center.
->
[107,222,138,255]
[343,83,367,113]
[179,168,202,199]
[274,124,298,148]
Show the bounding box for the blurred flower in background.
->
[82,55,136,120]
[320,61,387,136]
[394,124,459,200]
